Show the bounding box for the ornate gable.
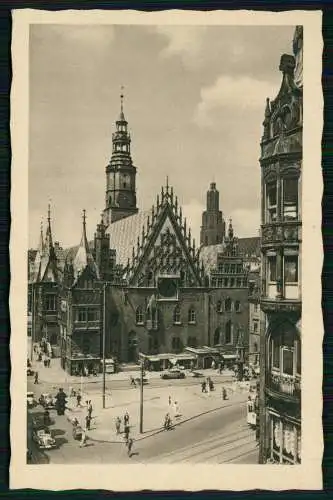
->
[127,183,204,288]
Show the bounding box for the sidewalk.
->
[64,382,249,444]
[31,356,236,386]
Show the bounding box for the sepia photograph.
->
[10,9,322,491]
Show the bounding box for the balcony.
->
[261,221,301,246]
[266,371,301,402]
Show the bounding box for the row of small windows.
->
[76,308,100,322]
[216,299,241,313]
[211,277,248,288]
[217,263,243,274]
[266,177,299,223]
[136,306,197,325]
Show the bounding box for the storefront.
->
[267,410,301,464]
[139,352,196,371]
[65,353,101,376]
[184,346,221,369]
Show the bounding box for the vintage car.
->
[32,426,56,450]
[160,369,186,380]
[27,391,36,408]
[27,367,34,377]
[39,393,56,409]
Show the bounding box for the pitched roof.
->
[73,213,99,282]
[106,210,152,268]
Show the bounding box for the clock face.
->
[158,278,177,298]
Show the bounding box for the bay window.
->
[284,255,298,283]
[283,177,298,221]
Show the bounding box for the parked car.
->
[27,392,36,408]
[134,377,149,385]
[39,393,56,409]
[32,426,56,450]
[190,371,204,378]
[160,369,186,380]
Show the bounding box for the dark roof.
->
[237,237,260,257]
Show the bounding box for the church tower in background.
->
[103,90,138,226]
[200,182,226,246]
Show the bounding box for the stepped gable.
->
[199,236,260,273]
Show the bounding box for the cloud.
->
[153,26,207,66]
[46,24,115,45]
[194,75,275,128]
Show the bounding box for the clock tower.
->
[103,90,138,226]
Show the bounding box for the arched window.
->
[216,300,223,313]
[136,306,144,325]
[188,307,196,324]
[173,305,181,324]
[225,320,232,344]
[225,297,232,312]
[235,300,241,312]
[214,328,220,346]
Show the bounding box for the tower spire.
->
[73,209,99,282]
[120,86,125,120]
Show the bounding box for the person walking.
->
[115,417,121,435]
[79,428,87,448]
[168,395,172,406]
[76,391,82,407]
[34,371,39,384]
[201,380,206,393]
[124,424,130,442]
[130,376,136,388]
[124,411,129,427]
[87,400,93,419]
[85,414,91,431]
[127,438,134,457]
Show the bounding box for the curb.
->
[87,397,246,444]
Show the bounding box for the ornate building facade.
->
[259,26,302,464]
[28,95,261,375]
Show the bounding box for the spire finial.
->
[166,175,169,190]
[83,209,86,227]
[120,86,124,112]
[47,202,51,224]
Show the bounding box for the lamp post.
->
[139,357,144,433]
[30,283,35,360]
[102,282,107,409]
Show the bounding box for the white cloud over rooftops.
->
[194,75,275,128]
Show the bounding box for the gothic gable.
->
[127,184,203,287]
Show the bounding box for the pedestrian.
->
[115,417,121,435]
[85,414,91,430]
[79,428,87,447]
[124,424,130,441]
[201,380,206,393]
[34,371,39,384]
[168,395,171,406]
[76,391,82,407]
[48,357,51,367]
[211,360,215,370]
[130,376,136,388]
[124,411,129,427]
[87,400,93,418]
[127,438,134,457]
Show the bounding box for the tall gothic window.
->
[268,256,277,282]
[188,307,196,324]
[136,306,144,325]
[225,321,232,344]
[235,300,241,313]
[45,295,56,312]
[173,305,181,324]
[225,297,232,312]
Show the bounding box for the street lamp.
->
[236,326,245,382]
[102,282,107,409]
[139,358,144,434]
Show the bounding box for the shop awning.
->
[222,354,237,360]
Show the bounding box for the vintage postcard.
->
[10,8,323,491]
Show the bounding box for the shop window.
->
[225,321,232,344]
[283,178,298,221]
[136,306,144,325]
[284,255,298,283]
[268,256,277,282]
[266,182,277,222]
[235,300,241,312]
[225,297,232,312]
[173,305,181,324]
[188,307,196,324]
[270,415,301,464]
[45,295,56,312]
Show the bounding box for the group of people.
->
[201,377,214,393]
[115,411,134,457]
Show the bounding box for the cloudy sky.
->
[29,23,295,249]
